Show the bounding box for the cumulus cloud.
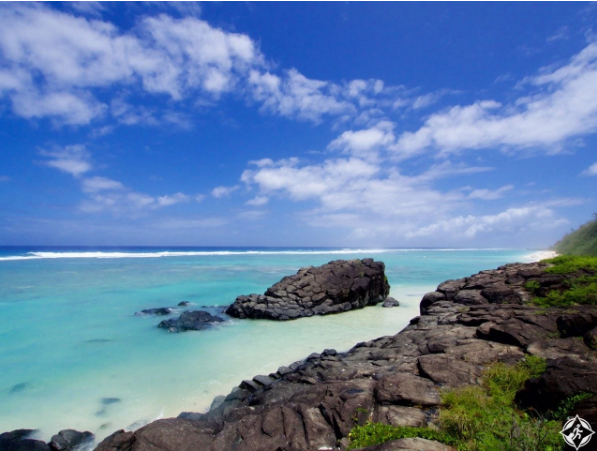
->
[581,162,597,176]
[82,176,124,193]
[39,144,92,176]
[468,185,514,200]
[406,205,567,239]
[246,196,268,206]
[211,185,239,198]
[0,3,262,124]
[395,41,597,158]
[328,121,395,158]
[157,192,189,207]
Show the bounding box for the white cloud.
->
[195,194,206,202]
[0,4,263,124]
[40,144,92,177]
[246,195,268,206]
[153,217,227,229]
[468,185,514,200]
[328,121,395,158]
[156,192,189,206]
[547,26,569,43]
[211,185,239,198]
[412,89,458,110]
[248,69,355,122]
[581,162,597,176]
[395,41,597,157]
[406,205,567,239]
[82,176,124,193]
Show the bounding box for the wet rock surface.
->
[157,310,224,332]
[49,429,94,451]
[225,258,390,320]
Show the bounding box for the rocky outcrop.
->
[49,429,94,451]
[382,297,400,308]
[419,261,595,315]
[225,259,390,320]
[157,310,224,332]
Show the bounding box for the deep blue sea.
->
[0,246,542,442]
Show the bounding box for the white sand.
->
[523,250,558,262]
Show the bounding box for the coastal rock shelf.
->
[420,260,595,315]
[225,258,391,320]
[89,260,597,451]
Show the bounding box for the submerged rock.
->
[49,429,94,451]
[135,307,172,316]
[382,297,400,308]
[226,258,390,320]
[177,301,190,307]
[158,310,224,332]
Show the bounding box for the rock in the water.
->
[135,307,172,316]
[0,430,50,451]
[177,301,190,307]
[158,310,224,332]
[226,258,390,320]
[382,297,400,308]
[49,429,94,451]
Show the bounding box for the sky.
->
[0,1,596,248]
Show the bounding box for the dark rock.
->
[49,429,94,451]
[480,287,522,304]
[375,373,441,406]
[177,412,204,421]
[157,310,224,332]
[382,297,400,308]
[0,430,50,451]
[372,405,427,427]
[516,358,597,412]
[420,292,446,315]
[557,311,597,338]
[322,348,337,356]
[135,307,172,316]
[239,379,261,393]
[177,301,190,307]
[253,375,274,387]
[93,429,135,451]
[101,398,120,405]
[225,258,390,320]
[585,326,597,350]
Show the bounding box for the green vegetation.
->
[542,255,597,274]
[551,393,594,421]
[553,214,597,257]
[526,255,597,307]
[347,357,562,451]
[347,424,458,449]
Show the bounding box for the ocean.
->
[0,247,540,442]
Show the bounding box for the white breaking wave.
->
[0,248,513,261]
[0,248,509,260]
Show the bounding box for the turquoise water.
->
[0,247,536,441]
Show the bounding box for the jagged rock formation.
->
[93,260,597,451]
[420,261,595,315]
[225,258,390,320]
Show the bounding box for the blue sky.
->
[0,2,596,247]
